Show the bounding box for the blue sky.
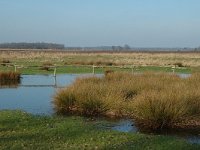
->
[0,0,200,47]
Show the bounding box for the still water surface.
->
[0,74,95,115]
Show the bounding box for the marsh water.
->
[0,73,199,144]
[100,119,200,144]
[0,73,191,115]
[0,74,99,115]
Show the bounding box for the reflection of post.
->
[54,67,57,77]
[54,76,57,87]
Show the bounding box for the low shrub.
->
[1,59,11,66]
[174,62,184,67]
[41,62,53,71]
[104,70,114,76]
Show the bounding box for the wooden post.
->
[53,67,57,77]
[172,65,176,73]
[131,65,134,74]
[92,65,95,75]
[14,65,17,72]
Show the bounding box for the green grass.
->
[0,51,199,74]
[0,64,192,75]
[0,110,199,150]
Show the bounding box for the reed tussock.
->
[54,72,200,130]
[0,72,21,86]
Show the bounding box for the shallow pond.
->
[0,73,199,144]
[0,74,98,115]
[0,73,191,115]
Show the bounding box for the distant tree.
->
[193,47,200,51]
[112,45,124,51]
[118,46,123,51]
[124,44,131,50]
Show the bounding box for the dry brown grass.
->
[0,50,200,67]
[54,72,200,130]
[0,72,21,86]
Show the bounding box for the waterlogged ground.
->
[1,110,199,150]
[98,119,200,144]
[0,73,199,145]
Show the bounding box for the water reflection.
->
[0,80,21,88]
[100,119,200,144]
[0,74,96,115]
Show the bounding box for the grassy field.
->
[1,50,200,67]
[1,50,199,74]
[1,50,200,149]
[0,64,192,74]
[0,110,199,150]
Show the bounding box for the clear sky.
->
[0,0,200,47]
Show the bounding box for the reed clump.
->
[54,72,200,130]
[174,62,185,67]
[0,72,21,86]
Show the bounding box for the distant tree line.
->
[65,45,132,51]
[194,47,200,51]
[0,42,65,49]
[112,44,131,51]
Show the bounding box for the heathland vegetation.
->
[54,72,200,130]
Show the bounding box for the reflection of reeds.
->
[0,72,21,87]
[54,72,200,130]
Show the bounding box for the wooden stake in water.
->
[54,76,57,87]
[54,67,57,77]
